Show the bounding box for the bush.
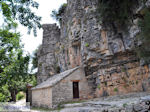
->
[16,92,25,101]
[0,93,6,102]
[136,8,150,64]
[85,43,89,47]
[97,0,139,30]
[0,85,11,102]
[114,88,118,92]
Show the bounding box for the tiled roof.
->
[32,67,79,90]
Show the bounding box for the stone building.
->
[32,0,150,109]
[32,67,92,108]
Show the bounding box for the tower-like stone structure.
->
[37,24,60,84]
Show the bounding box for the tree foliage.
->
[0,0,41,36]
[97,0,150,64]
[97,0,139,30]
[136,8,150,64]
[31,47,39,71]
[51,3,67,23]
[0,0,41,101]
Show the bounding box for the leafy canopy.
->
[0,0,41,101]
[0,0,41,36]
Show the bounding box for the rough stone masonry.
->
[37,0,150,97]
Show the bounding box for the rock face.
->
[37,24,60,83]
[37,0,150,97]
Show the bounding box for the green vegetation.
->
[62,100,85,104]
[136,8,150,64]
[51,3,67,23]
[31,107,54,111]
[31,46,41,71]
[97,0,139,30]
[123,103,128,107]
[114,88,118,92]
[104,81,107,86]
[0,0,41,36]
[0,0,40,102]
[136,80,139,85]
[97,85,101,89]
[57,100,85,111]
[16,92,25,101]
[121,68,126,72]
[85,43,89,47]
[97,0,150,64]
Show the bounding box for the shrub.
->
[114,88,118,92]
[16,92,25,101]
[97,85,101,89]
[85,43,89,47]
[136,8,150,64]
[97,0,139,30]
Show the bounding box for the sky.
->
[20,0,67,55]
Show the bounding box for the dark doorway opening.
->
[73,82,79,99]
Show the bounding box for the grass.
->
[31,100,85,111]
[16,92,25,101]
[62,100,85,104]
[57,100,85,111]
[0,107,4,111]
[31,107,56,111]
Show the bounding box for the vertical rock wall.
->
[37,0,150,97]
[37,24,60,84]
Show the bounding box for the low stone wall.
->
[32,88,52,108]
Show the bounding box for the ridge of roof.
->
[32,67,79,90]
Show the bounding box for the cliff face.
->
[37,0,150,97]
[37,24,60,83]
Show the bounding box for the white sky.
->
[20,0,67,55]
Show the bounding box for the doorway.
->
[73,82,79,99]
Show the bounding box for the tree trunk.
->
[10,89,16,102]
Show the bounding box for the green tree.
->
[31,48,39,71]
[0,0,41,101]
[51,3,67,23]
[0,0,41,36]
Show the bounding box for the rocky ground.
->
[0,99,30,111]
[57,92,150,112]
[2,92,150,112]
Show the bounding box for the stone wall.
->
[37,0,150,97]
[32,88,52,108]
[52,68,92,107]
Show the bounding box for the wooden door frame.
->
[72,81,79,99]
